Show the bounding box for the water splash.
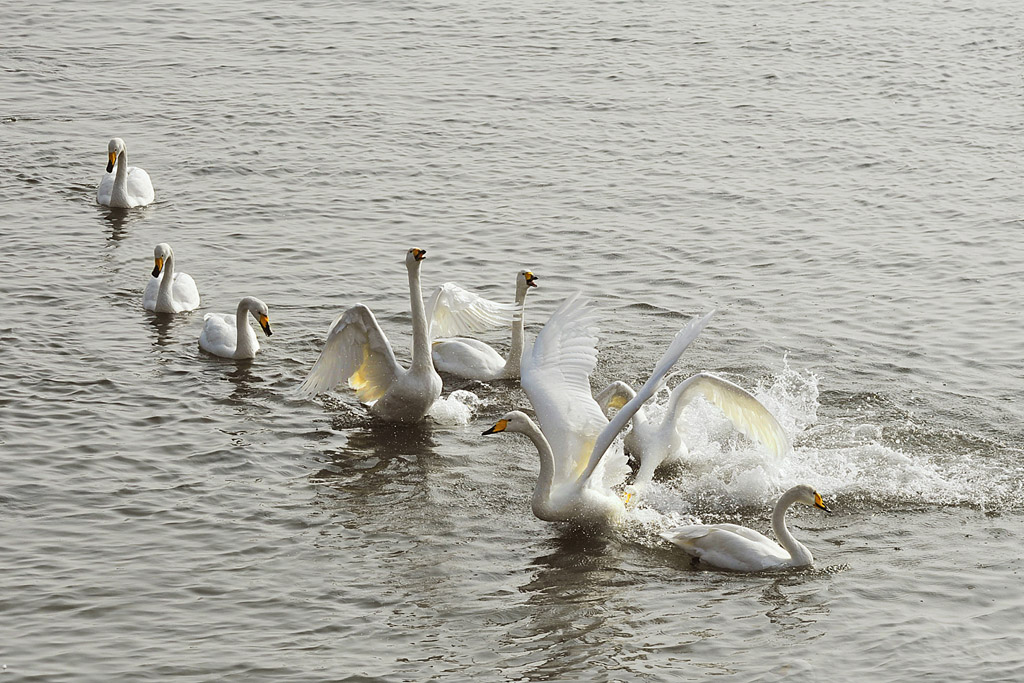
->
[428,389,482,426]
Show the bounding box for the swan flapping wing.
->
[579,310,716,486]
[426,282,519,339]
[521,293,609,485]
[298,304,401,402]
[666,372,791,459]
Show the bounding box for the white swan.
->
[482,294,715,526]
[143,243,200,313]
[431,270,538,380]
[199,297,273,359]
[660,484,831,572]
[298,248,443,423]
[96,137,155,208]
[595,373,790,493]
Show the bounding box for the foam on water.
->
[427,389,482,426]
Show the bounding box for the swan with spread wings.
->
[483,294,715,526]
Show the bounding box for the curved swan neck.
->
[112,144,129,203]
[408,260,432,372]
[516,418,555,510]
[502,281,530,376]
[234,300,258,357]
[157,249,175,307]
[771,488,812,564]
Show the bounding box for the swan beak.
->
[259,315,273,336]
[152,257,164,277]
[813,492,832,513]
[525,272,538,288]
[412,248,426,261]
[482,418,508,435]
[107,151,116,173]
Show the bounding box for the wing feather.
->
[667,373,791,459]
[298,304,401,402]
[520,293,609,485]
[426,282,518,339]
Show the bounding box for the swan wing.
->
[668,372,790,459]
[199,313,237,354]
[426,282,518,339]
[521,293,609,485]
[431,337,506,379]
[171,272,201,312]
[298,304,401,402]
[97,172,114,204]
[660,525,788,571]
[126,167,155,205]
[578,309,716,487]
[142,276,160,310]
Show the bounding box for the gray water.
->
[3,0,1024,680]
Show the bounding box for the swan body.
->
[596,373,790,493]
[97,137,154,208]
[660,484,831,572]
[142,243,200,313]
[298,248,443,423]
[199,297,273,359]
[483,294,715,526]
[431,270,538,380]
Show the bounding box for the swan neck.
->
[234,300,257,357]
[520,420,555,510]
[157,250,175,305]
[112,146,129,202]
[408,262,432,371]
[771,488,811,563]
[503,283,529,376]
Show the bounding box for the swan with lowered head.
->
[660,484,831,571]
[596,373,789,494]
[97,137,155,208]
[143,243,200,313]
[199,297,273,359]
[431,270,538,380]
[482,294,715,526]
[298,248,443,423]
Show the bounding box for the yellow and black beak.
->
[107,151,117,173]
[813,492,832,513]
[482,418,508,436]
[412,248,427,262]
[152,257,164,278]
[259,314,273,337]
[525,271,538,288]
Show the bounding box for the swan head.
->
[242,297,273,337]
[151,243,172,277]
[106,137,126,172]
[519,270,538,288]
[791,484,832,513]
[482,410,535,436]
[406,248,427,266]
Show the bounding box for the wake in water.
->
[623,358,1022,542]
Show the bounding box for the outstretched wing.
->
[579,310,716,487]
[298,304,401,402]
[426,282,518,339]
[667,373,790,459]
[521,293,609,485]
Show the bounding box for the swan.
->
[431,270,538,380]
[96,137,155,208]
[199,297,273,359]
[142,243,200,313]
[660,484,831,571]
[298,248,443,423]
[482,293,715,526]
[595,373,790,493]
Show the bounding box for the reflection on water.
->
[312,421,439,497]
[97,205,147,243]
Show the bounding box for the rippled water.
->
[3,0,1023,679]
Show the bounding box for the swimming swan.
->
[482,294,715,526]
[142,243,200,313]
[659,484,831,571]
[199,297,273,359]
[96,137,155,208]
[595,373,790,493]
[431,270,538,380]
[298,248,443,423]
